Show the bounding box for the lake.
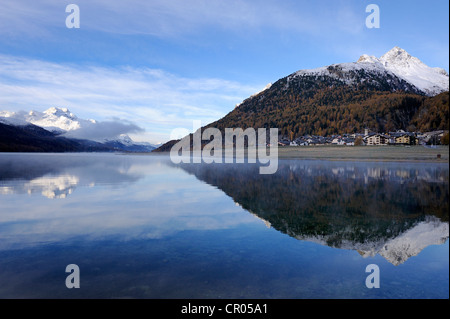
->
[0,153,448,299]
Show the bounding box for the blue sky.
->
[0,0,448,143]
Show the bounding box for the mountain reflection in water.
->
[0,154,448,266]
[0,153,143,198]
[177,160,449,265]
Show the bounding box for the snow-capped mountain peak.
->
[356,46,449,96]
[380,46,415,65]
[357,54,382,64]
[43,107,77,119]
[289,47,448,97]
[288,57,421,96]
[1,107,101,134]
[109,134,134,146]
[26,107,82,132]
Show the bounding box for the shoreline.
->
[150,145,449,163]
[2,145,446,163]
[276,145,449,163]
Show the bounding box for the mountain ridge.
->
[0,121,107,152]
[0,108,156,152]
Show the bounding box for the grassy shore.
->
[277,145,449,162]
[150,145,448,163]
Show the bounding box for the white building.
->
[364,133,389,145]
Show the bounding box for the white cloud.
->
[0,54,260,143]
[61,119,145,141]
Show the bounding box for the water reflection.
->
[0,153,256,251]
[0,154,448,266]
[0,153,448,298]
[177,160,449,265]
[0,153,145,198]
[1,175,79,199]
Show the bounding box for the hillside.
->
[0,122,111,152]
[208,89,448,138]
[410,91,449,132]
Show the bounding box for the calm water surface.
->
[0,153,448,299]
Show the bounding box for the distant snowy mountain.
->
[103,134,157,152]
[0,107,155,152]
[357,46,449,96]
[1,107,89,136]
[111,133,135,146]
[0,107,93,134]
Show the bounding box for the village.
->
[279,129,449,146]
